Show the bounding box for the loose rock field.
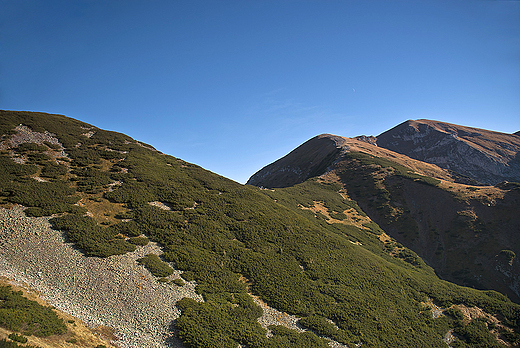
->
[0,206,203,348]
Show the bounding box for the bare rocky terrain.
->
[0,205,202,348]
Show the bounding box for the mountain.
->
[1,111,520,348]
[247,134,455,188]
[375,119,520,185]
[248,128,520,303]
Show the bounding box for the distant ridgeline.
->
[0,110,519,348]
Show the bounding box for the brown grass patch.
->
[76,193,128,225]
[298,200,372,231]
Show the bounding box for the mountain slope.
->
[248,131,520,303]
[1,111,519,348]
[376,119,520,185]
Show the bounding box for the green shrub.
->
[172,278,185,286]
[137,254,174,277]
[299,315,338,338]
[40,163,68,178]
[66,147,101,167]
[445,306,464,321]
[14,143,47,153]
[0,286,66,336]
[268,326,330,348]
[397,249,422,266]
[6,180,78,216]
[43,141,61,150]
[454,318,503,347]
[50,215,136,257]
[7,334,26,343]
[0,155,38,180]
[0,339,43,348]
[128,236,149,246]
[26,153,51,165]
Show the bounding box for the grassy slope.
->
[0,111,519,347]
[324,151,520,304]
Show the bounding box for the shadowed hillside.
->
[248,131,520,306]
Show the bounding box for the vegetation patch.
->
[0,285,66,336]
[0,339,41,348]
[49,214,136,257]
[7,333,26,344]
[137,254,174,278]
[172,278,185,286]
[128,236,149,246]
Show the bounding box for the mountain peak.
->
[246,134,343,188]
[376,119,520,184]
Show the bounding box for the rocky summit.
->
[375,119,520,185]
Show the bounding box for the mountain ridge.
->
[247,132,466,188]
[375,119,520,185]
[248,120,520,306]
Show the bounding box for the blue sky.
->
[1,1,519,183]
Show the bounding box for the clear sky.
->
[1,1,519,183]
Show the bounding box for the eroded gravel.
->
[0,206,203,348]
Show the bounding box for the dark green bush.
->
[43,141,61,150]
[128,236,149,246]
[454,318,504,347]
[40,163,68,178]
[0,155,37,180]
[0,339,42,348]
[299,315,338,338]
[137,254,174,277]
[445,306,465,321]
[5,180,78,216]
[7,334,26,344]
[172,278,185,286]
[66,147,101,166]
[0,286,66,336]
[14,143,47,153]
[50,215,136,257]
